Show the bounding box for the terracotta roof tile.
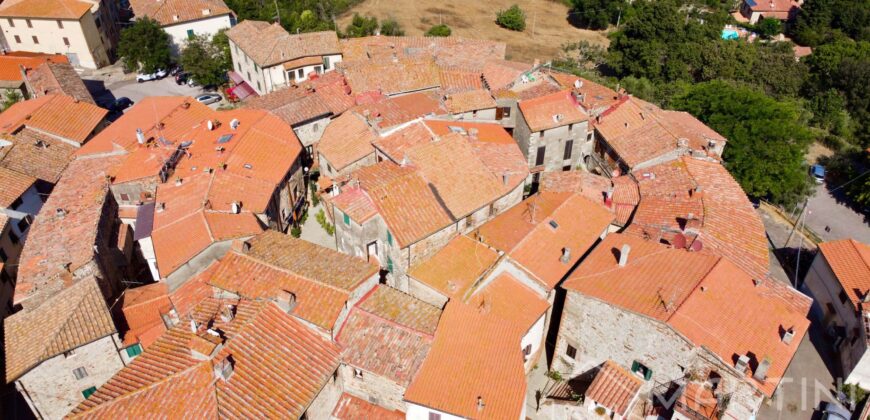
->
[14,155,122,307]
[409,235,499,299]
[0,0,92,19]
[120,282,172,348]
[72,299,342,418]
[817,239,870,311]
[357,285,442,334]
[339,36,505,70]
[341,58,440,96]
[351,91,445,130]
[330,187,377,224]
[130,0,232,26]
[482,59,533,91]
[0,128,76,183]
[226,22,339,67]
[0,94,106,144]
[542,70,620,114]
[0,166,34,208]
[245,72,355,121]
[466,272,549,330]
[332,393,404,420]
[0,53,67,85]
[372,120,435,161]
[318,112,377,171]
[518,90,588,132]
[445,89,496,114]
[585,361,643,416]
[404,301,526,419]
[25,61,94,104]
[5,276,116,382]
[438,67,484,94]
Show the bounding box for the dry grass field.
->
[337,0,609,63]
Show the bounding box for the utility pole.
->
[274,0,281,25]
[785,198,808,248]
[616,8,622,29]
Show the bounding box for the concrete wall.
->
[407,277,448,308]
[1,185,44,238]
[446,107,497,122]
[496,98,519,129]
[16,335,125,420]
[0,14,109,69]
[303,368,342,420]
[339,364,407,411]
[294,114,332,148]
[522,314,546,371]
[803,252,870,387]
[162,14,232,55]
[406,403,465,420]
[229,39,341,95]
[320,152,377,180]
[514,118,588,173]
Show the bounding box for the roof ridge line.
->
[234,252,351,294]
[355,304,437,338]
[664,256,723,322]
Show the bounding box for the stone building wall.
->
[304,368,343,420]
[338,364,407,411]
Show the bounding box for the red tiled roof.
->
[518,90,588,132]
[543,71,620,114]
[341,58,441,96]
[747,0,799,13]
[585,361,642,416]
[439,67,484,94]
[482,59,533,91]
[0,0,92,19]
[0,166,35,208]
[409,235,499,299]
[351,90,445,130]
[318,112,377,171]
[72,299,342,418]
[0,53,67,84]
[0,94,106,144]
[245,72,355,126]
[466,272,549,330]
[120,282,172,348]
[130,0,232,26]
[445,89,496,114]
[336,285,439,386]
[0,128,78,183]
[404,301,527,419]
[25,61,95,104]
[226,21,340,67]
[339,36,506,70]
[818,239,870,311]
[332,393,404,420]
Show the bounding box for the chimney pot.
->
[753,357,771,381]
[782,327,795,345]
[618,244,631,267]
[275,290,297,313]
[560,247,571,264]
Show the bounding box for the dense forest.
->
[222,0,360,33]
[561,0,870,208]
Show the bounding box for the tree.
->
[673,80,813,205]
[380,18,404,36]
[425,24,452,37]
[2,89,22,111]
[755,18,782,39]
[211,28,232,72]
[118,17,171,73]
[180,34,229,87]
[343,14,378,38]
[569,0,627,30]
[496,4,526,31]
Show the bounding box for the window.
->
[73,367,88,380]
[9,231,19,244]
[7,18,13,27]
[64,350,76,358]
[523,344,532,355]
[16,217,30,233]
[254,63,258,72]
[353,368,363,378]
[314,65,323,74]
[428,412,441,420]
[386,231,393,246]
[297,68,304,80]
[500,106,511,119]
[323,56,331,70]
[565,344,577,359]
[826,302,836,315]
[0,248,7,263]
[94,16,101,28]
[57,20,63,29]
[488,203,495,217]
[187,29,195,39]
[10,197,22,210]
[256,81,260,91]
[126,343,143,357]
[25,19,32,28]
[631,361,653,381]
[535,146,546,166]
[13,35,20,44]
[32,36,39,45]
[81,386,97,399]
[119,193,130,201]
[387,256,393,272]
[563,140,574,160]
[465,214,472,227]
[343,212,350,225]
[568,123,574,132]
[63,37,70,46]
[840,290,849,304]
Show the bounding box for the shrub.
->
[344,14,378,38]
[425,24,452,37]
[755,18,782,39]
[380,18,404,36]
[310,188,321,207]
[290,226,302,238]
[496,4,526,31]
[315,209,334,236]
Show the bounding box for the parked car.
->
[811,164,826,184]
[110,97,134,112]
[196,94,222,105]
[136,69,167,83]
[821,402,851,420]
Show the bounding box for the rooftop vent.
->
[753,357,771,381]
[55,208,67,218]
[560,247,571,264]
[735,354,751,374]
[618,244,631,267]
[202,8,211,15]
[553,114,564,123]
[136,128,145,145]
[207,120,215,131]
[574,79,582,89]
[782,327,795,345]
[275,290,297,313]
[161,308,180,328]
[231,202,241,214]
[220,305,236,323]
[243,163,252,170]
[213,356,234,381]
[229,119,240,130]
[477,396,485,412]
[677,138,689,148]
[172,15,179,21]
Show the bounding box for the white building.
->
[0,0,118,69]
[225,20,342,95]
[129,0,234,54]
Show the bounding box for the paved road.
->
[299,202,336,250]
[804,184,870,244]
[85,76,224,112]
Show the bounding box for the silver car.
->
[196,94,222,105]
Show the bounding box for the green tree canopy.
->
[425,24,452,37]
[496,4,526,31]
[180,34,230,87]
[673,81,813,205]
[569,0,627,30]
[118,17,171,73]
[755,18,782,39]
[380,18,404,36]
[790,0,870,46]
[223,0,356,33]
[343,13,378,38]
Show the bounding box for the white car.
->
[136,69,167,83]
[196,94,222,105]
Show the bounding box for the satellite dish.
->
[690,240,703,252]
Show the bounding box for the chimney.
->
[560,247,571,264]
[502,172,509,186]
[161,308,180,328]
[605,187,613,208]
[618,244,631,267]
[782,327,795,345]
[477,396,485,412]
[55,208,67,218]
[220,304,236,323]
[275,290,297,313]
[753,357,771,381]
[213,357,234,381]
[735,354,751,374]
[136,128,146,145]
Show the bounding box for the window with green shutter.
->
[82,386,97,399]
[126,343,142,358]
[387,231,393,246]
[387,256,393,272]
[631,361,652,381]
[343,212,350,225]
